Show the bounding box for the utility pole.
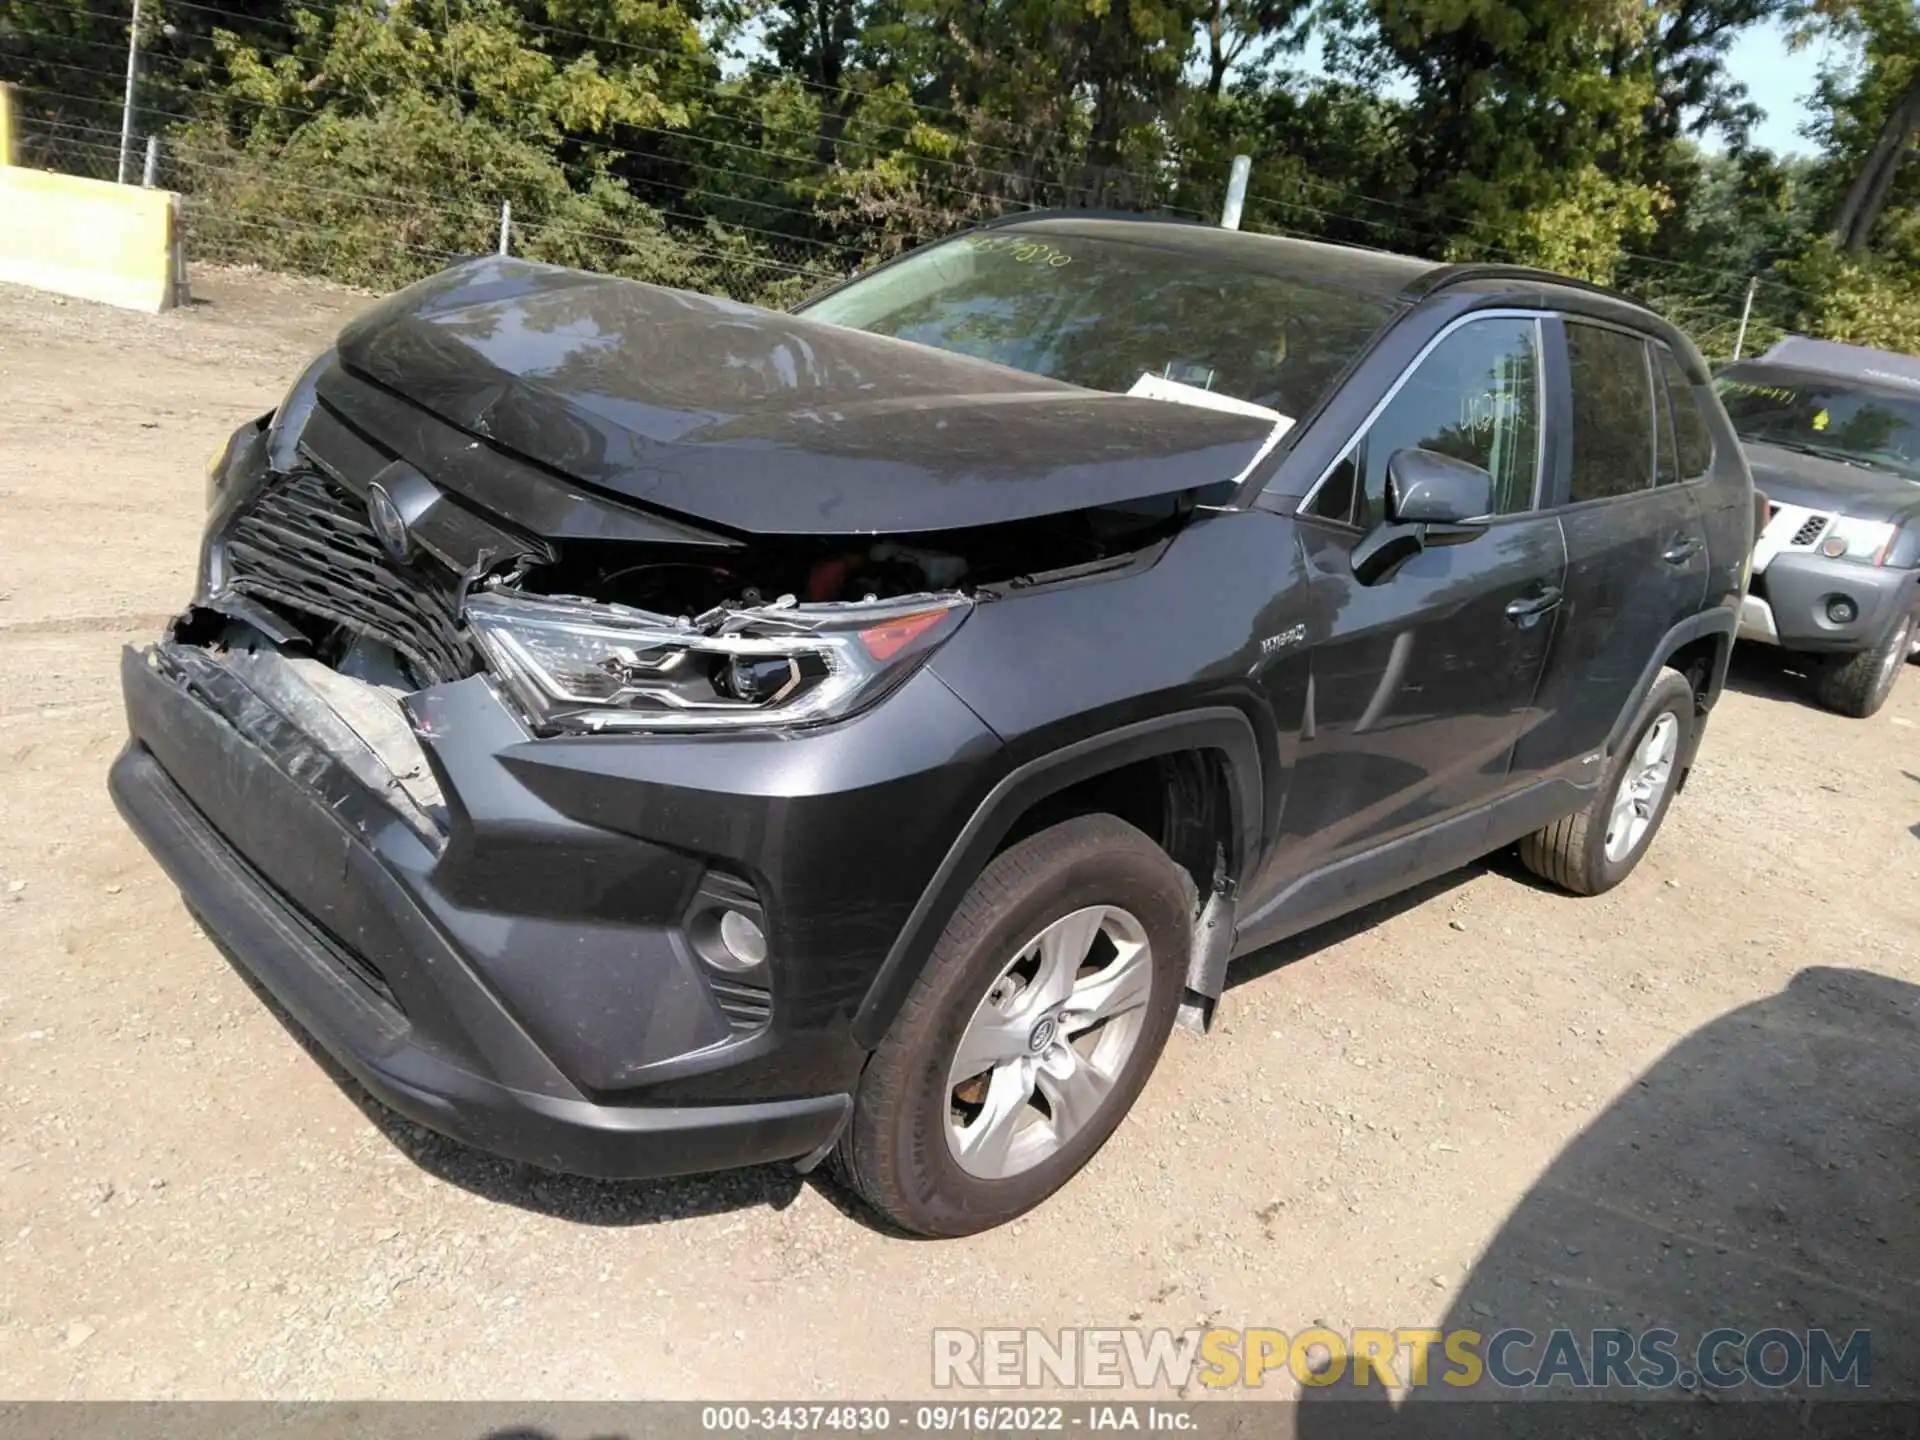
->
[117,0,141,184]
[1220,154,1251,230]
[498,201,511,256]
[1732,276,1758,361]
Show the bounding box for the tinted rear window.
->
[1566,323,1655,503]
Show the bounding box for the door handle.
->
[1505,586,1563,626]
[1663,536,1703,565]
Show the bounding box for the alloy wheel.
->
[1603,712,1678,863]
[945,906,1154,1180]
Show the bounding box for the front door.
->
[1508,321,1709,787]
[1247,315,1567,922]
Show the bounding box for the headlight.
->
[1818,516,1897,565]
[265,347,337,473]
[465,588,972,734]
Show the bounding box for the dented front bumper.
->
[109,638,998,1178]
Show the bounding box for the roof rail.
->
[974,207,1211,231]
[1409,262,1631,304]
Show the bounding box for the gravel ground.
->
[0,271,1916,1404]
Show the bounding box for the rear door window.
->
[1565,322,1656,503]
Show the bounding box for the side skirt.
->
[1228,777,1594,961]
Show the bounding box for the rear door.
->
[1507,319,1709,788]
[1249,314,1567,909]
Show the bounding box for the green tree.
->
[1794,0,1919,251]
[1200,0,1310,98]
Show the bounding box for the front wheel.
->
[1813,606,1916,718]
[1518,668,1694,896]
[838,814,1191,1237]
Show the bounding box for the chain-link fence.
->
[6,100,872,307]
[13,112,129,182]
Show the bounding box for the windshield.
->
[1716,368,1920,482]
[798,228,1398,424]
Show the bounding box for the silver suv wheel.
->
[1603,711,1678,863]
[945,905,1154,1179]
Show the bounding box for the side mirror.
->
[1351,448,1495,585]
[1386,447,1494,525]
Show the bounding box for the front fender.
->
[849,707,1263,1048]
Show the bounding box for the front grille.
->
[224,470,472,685]
[1790,514,1830,547]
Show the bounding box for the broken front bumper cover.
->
[107,642,857,1179]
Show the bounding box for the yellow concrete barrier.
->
[0,164,186,314]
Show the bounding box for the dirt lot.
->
[1,272,1917,1405]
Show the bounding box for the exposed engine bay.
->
[180,480,1205,760]
[506,491,1200,615]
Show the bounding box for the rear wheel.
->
[1813,606,1916,718]
[1518,668,1694,896]
[839,814,1190,1237]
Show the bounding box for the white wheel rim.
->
[1883,614,1914,687]
[1603,712,1679,864]
[944,906,1153,1180]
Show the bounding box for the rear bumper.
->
[107,637,995,1178]
[1741,554,1918,653]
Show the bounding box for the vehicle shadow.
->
[1906,771,1920,842]
[1292,965,1920,1437]
[207,938,911,1232]
[1721,643,1820,707]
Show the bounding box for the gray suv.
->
[1725,336,1920,717]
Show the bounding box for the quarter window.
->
[1656,356,1681,487]
[1656,346,1714,479]
[1565,322,1656,502]
[1309,317,1541,528]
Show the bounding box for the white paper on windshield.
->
[1127,373,1293,436]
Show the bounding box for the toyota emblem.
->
[366,483,410,563]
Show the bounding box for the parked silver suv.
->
[1727,336,1920,717]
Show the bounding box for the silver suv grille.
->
[1789,514,1830,548]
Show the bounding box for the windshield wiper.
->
[1754,436,1876,469]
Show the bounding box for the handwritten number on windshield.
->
[962,235,1073,267]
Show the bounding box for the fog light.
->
[716,909,768,970]
[1821,534,1848,558]
[1826,596,1858,624]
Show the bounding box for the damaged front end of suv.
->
[114,249,1281,1191]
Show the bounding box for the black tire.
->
[1814,608,1917,717]
[839,813,1191,1237]
[1517,668,1694,897]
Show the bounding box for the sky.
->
[727,12,1835,160]
[1725,15,1828,156]
[1283,15,1833,158]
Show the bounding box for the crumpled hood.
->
[1744,441,1920,526]
[332,256,1275,535]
